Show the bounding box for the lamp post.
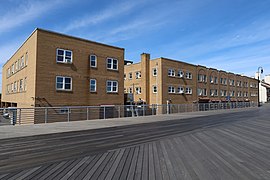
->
[257,67,263,107]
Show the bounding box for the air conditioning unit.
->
[179,91,184,94]
[210,80,214,83]
[179,74,183,78]
[199,92,202,96]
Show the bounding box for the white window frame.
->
[107,58,118,70]
[19,79,23,92]
[177,70,184,78]
[168,69,175,77]
[186,87,192,94]
[24,77,27,91]
[186,72,192,79]
[56,48,73,63]
[152,68,157,76]
[20,56,24,68]
[25,52,28,66]
[168,86,175,93]
[107,80,118,93]
[90,79,97,92]
[153,85,157,93]
[135,71,141,79]
[177,86,184,94]
[135,87,142,94]
[90,55,97,68]
[56,76,72,91]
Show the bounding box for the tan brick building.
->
[124,53,259,105]
[2,28,125,108]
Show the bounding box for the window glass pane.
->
[57,77,63,83]
[65,51,72,57]
[65,78,71,83]
[57,49,64,55]
[57,83,63,89]
[65,84,71,90]
[91,55,96,61]
[57,56,64,62]
[113,64,117,69]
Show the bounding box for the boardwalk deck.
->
[0,106,270,179]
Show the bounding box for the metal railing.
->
[0,102,257,125]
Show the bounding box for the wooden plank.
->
[112,148,131,179]
[119,147,135,180]
[134,144,144,180]
[60,156,91,180]
[148,143,155,180]
[156,141,170,180]
[165,138,192,180]
[159,140,177,180]
[141,143,149,180]
[152,142,162,180]
[104,148,125,180]
[82,153,109,180]
[126,146,140,180]
[89,152,115,180]
[67,155,96,179]
[96,150,120,180]
[12,167,41,180]
[75,154,103,180]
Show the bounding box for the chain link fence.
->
[0,102,257,125]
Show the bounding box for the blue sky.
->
[1,0,270,91]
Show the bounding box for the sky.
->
[1,0,270,91]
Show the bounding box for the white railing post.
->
[103,106,106,119]
[118,106,121,118]
[86,107,89,120]
[45,108,48,123]
[67,108,70,122]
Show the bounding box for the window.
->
[135,87,142,94]
[19,79,23,92]
[210,89,218,96]
[129,87,132,93]
[17,59,20,70]
[177,86,184,94]
[14,81,17,92]
[15,61,18,71]
[56,49,72,63]
[24,77,27,91]
[198,74,207,82]
[56,76,72,91]
[107,58,118,70]
[90,55,97,67]
[25,52,28,66]
[229,79,235,86]
[90,79,96,92]
[177,70,184,77]
[107,80,118,93]
[168,86,175,93]
[168,69,175,77]
[198,88,207,96]
[11,83,13,92]
[186,72,192,79]
[20,56,24,68]
[129,73,132,79]
[186,87,192,94]
[224,78,227,85]
[229,91,235,97]
[214,77,218,84]
[153,85,157,93]
[135,71,141,79]
[220,90,227,96]
[7,68,10,77]
[124,74,126,80]
[153,68,157,76]
[11,64,14,74]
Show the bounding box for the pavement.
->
[0,107,258,140]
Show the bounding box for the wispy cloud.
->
[63,0,147,32]
[0,0,66,34]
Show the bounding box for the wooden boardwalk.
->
[0,107,270,179]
